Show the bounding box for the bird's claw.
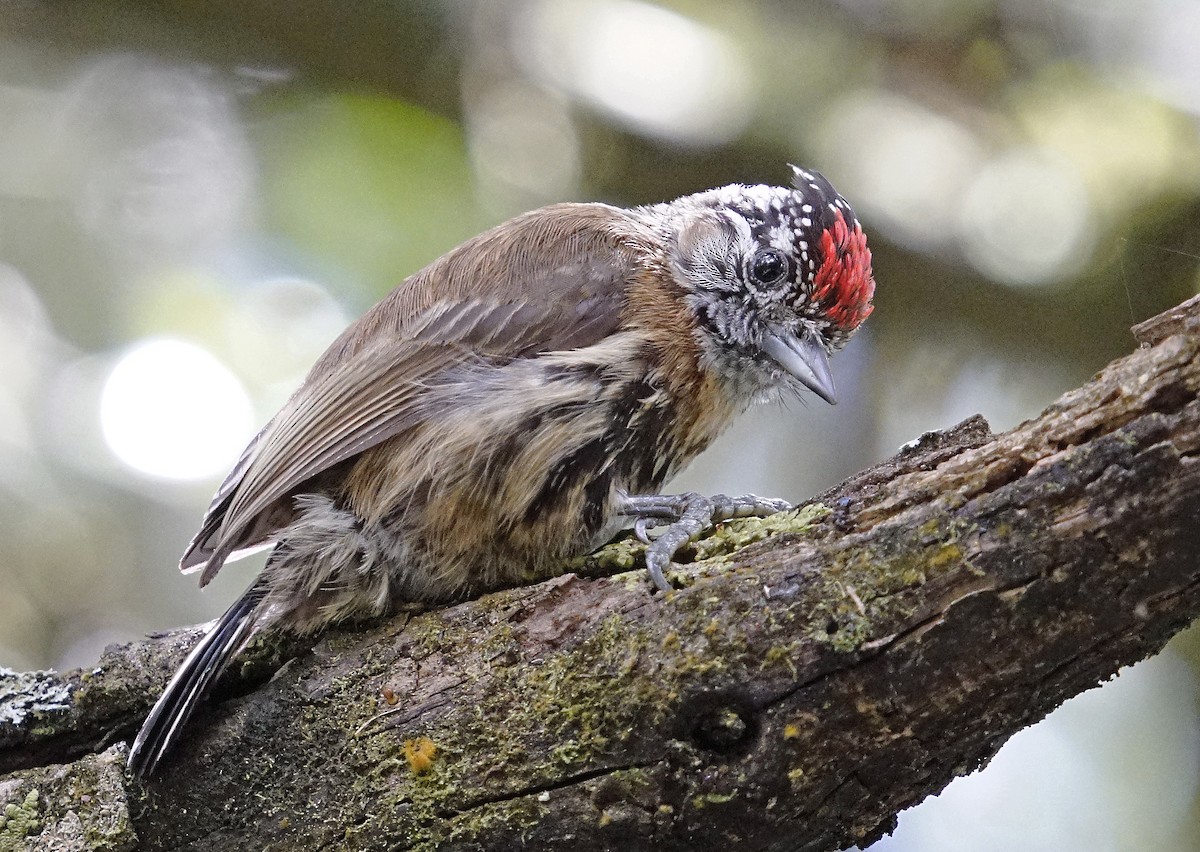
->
[619,491,793,593]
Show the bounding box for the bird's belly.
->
[265,349,736,619]
[326,357,638,593]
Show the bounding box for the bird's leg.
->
[617,491,793,592]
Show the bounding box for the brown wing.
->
[181,203,653,584]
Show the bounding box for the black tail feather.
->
[127,582,265,779]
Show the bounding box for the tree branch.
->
[3,298,1199,851]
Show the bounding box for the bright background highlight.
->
[99,339,254,481]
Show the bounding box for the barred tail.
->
[127,581,265,779]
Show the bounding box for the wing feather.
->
[182,203,652,584]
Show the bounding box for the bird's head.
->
[656,166,875,405]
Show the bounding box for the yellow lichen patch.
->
[403,737,438,775]
[692,792,735,809]
[782,722,801,740]
[926,543,963,571]
[917,518,943,538]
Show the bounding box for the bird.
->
[127,165,875,778]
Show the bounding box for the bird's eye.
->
[746,247,789,286]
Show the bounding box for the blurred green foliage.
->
[262,94,480,297]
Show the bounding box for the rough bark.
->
[2,296,1199,852]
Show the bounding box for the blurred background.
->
[0,0,1198,848]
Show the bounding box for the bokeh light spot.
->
[62,56,254,261]
[815,91,984,252]
[517,0,753,146]
[100,339,253,481]
[957,148,1094,288]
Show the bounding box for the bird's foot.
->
[618,492,793,592]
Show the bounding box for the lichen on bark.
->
[0,298,1198,851]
